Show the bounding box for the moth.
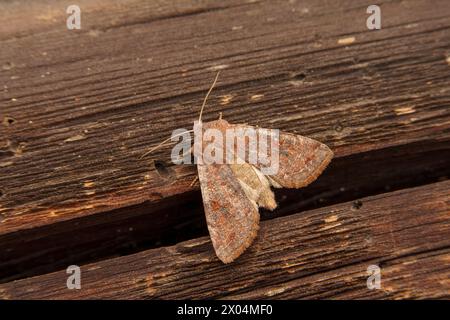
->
[144,72,333,264]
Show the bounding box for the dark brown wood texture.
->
[0,0,449,299]
[1,181,449,299]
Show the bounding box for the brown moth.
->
[145,72,333,264]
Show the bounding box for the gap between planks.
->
[0,180,448,299]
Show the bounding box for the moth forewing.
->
[202,128,224,165]
[197,163,260,264]
[257,128,279,176]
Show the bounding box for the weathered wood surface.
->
[1,181,449,299]
[1,0,450,234]
[0,139,448,283]
[1,0,450,298]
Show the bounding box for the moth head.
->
[200,118,229,131]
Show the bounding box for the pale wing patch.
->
[230,163,277,211]
[266,175,283,188]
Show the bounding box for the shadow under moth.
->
[144,72,333,263]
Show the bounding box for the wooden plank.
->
[229,248,450,299]
[1,180,448,299]
[0,0,254,40]
[1,139,448,283]
[1,0,450,237]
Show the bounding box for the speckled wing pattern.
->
[197,120,333,263]
[254,128,333,189]
[197,164,260,264]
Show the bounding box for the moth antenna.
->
[140,129,194,159]
[198,71,220,123]
[141,72,220,160]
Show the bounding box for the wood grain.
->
[1,180,448,299]
[1,0,450,237]
[1,139,447,283]
[229,248,450,299]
